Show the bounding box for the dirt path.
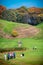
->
[15,25,40,38]
[0,25,40,39]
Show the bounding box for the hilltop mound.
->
[0,6,43,25]
[16,6,28,13]
[28,7,43,13]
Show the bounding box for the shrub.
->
[1,10,17,22]
[0,47,26,53]
[0,5,6,15]
[12,30,18,37]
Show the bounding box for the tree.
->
[1,10,17,22]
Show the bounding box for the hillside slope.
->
[0,19,43,65]
[0,19,40,38]
[0,19,43,48]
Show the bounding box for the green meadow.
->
[0,19,43,65]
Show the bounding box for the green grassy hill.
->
[0,19,43,48]
[0,19,43,65]
[0,19,29,34]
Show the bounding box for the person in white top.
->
[4,53,7,60]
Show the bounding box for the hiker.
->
[7,53,10,60]
[10,52,12,59]
[4,53,7,60]
[33,46,37,50]
[22,53,24,56]
[13,52,16,58]
[21,53,24,57]
[11,52,14,58]
[18,40,22,47]
[34,46,37,50]
[20,54,22,57]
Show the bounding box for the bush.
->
[1,10,17,22]
[12,30,18,37]
[0,47,26,53]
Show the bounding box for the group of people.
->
[4,52,24,61]
[4,52,16,60]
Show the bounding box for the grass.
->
[0,19,30,34]
[34,22,43,39]
[0,37,43,49]
[0,19,43,65]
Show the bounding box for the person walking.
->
[4,53,7,60]
[7,53,10,60]
[13,52,16,58]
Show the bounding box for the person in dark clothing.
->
[21,53,24,57]
[22,53,24,56]
[13,52,16,58]
[7,53,10,60]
